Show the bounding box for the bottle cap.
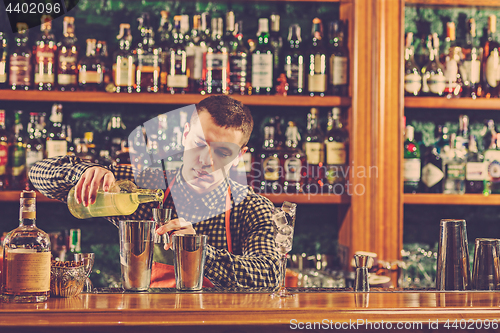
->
[332,107,341,118]
[21,190,36,198]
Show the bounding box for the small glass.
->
[74,253,95,292]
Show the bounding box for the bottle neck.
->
[19,197,36,227]
[136,189,164,203]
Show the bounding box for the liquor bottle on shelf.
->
[403,125,420,194]
[0,25,7,89]
[242,143,257,189]
[404,32,421,96]
[307,18,328,97]
[421,33,445,97]
[8,110,26,190]
[97,41,112,91]
[456,114,470,151]
[33,15,57,91]
[9,23,32,91]
[135,13,161,93]
[283,24,304,95]
[465,135,485,194]
[65,123,75,156]
[105,114,126,158]
[443,133,466,195]
[461,18,481,98]
[25,112,44,190]
[328,20,348,96]
[224,11,238,48]
[0,110,9,190]
[78,39,104,91]
[46,104,67,158]
[252,18,274,95]
[186,15,203,92]
[282,121,304,194]
[484,131,500,195]
[2,191,51,303]
[165,16,189,94]
[259,116,282,193]
[158,10,172,91]
[420,144,444,194]
[324,107,348,193]
[481,15,500,98]
[435,125,450,155]
[202,17,229,94]
[113,23,135,94]
[69,229,81,254]
[229,20,250,95]
[269,14,283,84]
[442,22,463,98]
[195,12,211,93]
[303,108,325,193]
[57,16,78,92]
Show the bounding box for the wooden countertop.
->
[1,291,500,333]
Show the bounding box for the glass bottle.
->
[465,135,485,194]
[104,114,126,158]
[0,26,8,89]
[307,18,328,97]
[269,14,283,83]
[442,22,463,98]
[324,107,348,193]
[283,24,304,95]
[166,16,189,94]
[484,132,500,195]
[202,17,229,94]
[456,114,470,151]
[443,133,466,194]
[259,117,282,193]
[0,110,9,190]
[421,33,445,97]
[252,18,274,95]
[281,121,303,194]
[229,20,250,95]
[482,15,500,98]
[97,40,112,91]
[404,32,421,96]
[403,125,420,193]
[45,103,67,158]
[303,108,325,193]
[2,191,51,303]
[461,19,481,98]
[25,112,44,190]
[158,10,172,91]
[328,20,348,96]
[135,13,161,93]
[186,15,203,92]
[33,15,57,91]
[57,16,78,92]
[8,110,26,190]
[9,23,32,91]
[78,39,104,91]
[113,23,135,93]
[195,12,210,93]
[420,145,444,194]
[69,229,81,254]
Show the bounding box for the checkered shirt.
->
[29,156,281,289]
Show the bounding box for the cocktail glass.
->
[74,253,95,292]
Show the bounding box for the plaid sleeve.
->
[204,194,281,290]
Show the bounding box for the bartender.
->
[29,95,280,289]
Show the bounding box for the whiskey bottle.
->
[303,108,325,193]
[283,24,305,95]
[25,113,44,190]
[202,17,229,94]
[57,16,78,92]
[482,15,500,98]
[114,23,135,93]
[252,18,274,95]
[307,18,328,97]
[78,39,104,91]
[229,20,250,95]
[282,121,304,194]
[46,104,67,158]
[135,13,161,93]
[442,22,463,98]
[9,23,32,91]
[259,117,282,193]
[269,14,283,83]
[0,110,9,190]
[421,33,445,96]
[328,20,348,96]
[461,19,481,98]
[33,15,57,91]
[403,125,420,193]
[8,110,26,190]
[2,191,51,303]
[404,32,421,96]
[0,26,7,89]
[324,107,348,193]
[165,16,189,94]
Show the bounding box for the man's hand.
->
[75,166,115,206]
[156,218,195,250]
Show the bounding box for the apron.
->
[150,177,233,288]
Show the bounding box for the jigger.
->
[354,254,370,292]
[152,208,172,244]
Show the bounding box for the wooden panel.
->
[404,193,500,205]
[405,97,500,110]
[405,0,500,7]
[0,91,351,107]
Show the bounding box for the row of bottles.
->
[404,115,500,195]
[0,12,349,96]
[405,15,500,99]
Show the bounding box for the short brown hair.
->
[194,95,253,146]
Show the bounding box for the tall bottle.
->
[259,117,282,193]
[57,16,78,92]
[78,39,104,91]
[0,110,9,190]
[2,191,51,303]
[158,10,172,91]
[165,16,189,94]
[456,114,470,151]
[228,19,250,95]
[252,18,274,95]
[307,18,328,97]
[403,125,420,193]
[465,135,484,194]
[33,15,57,91]
[443,133,466,194]
[0,25,8,89]
[282,121,304,194]
[186,15,203,92]
[45,104,67,158]
[303,108,325,193]
[442,22,463,98]
[324,107,348,193]
[202,17,229,94]
[420,144,444,193]
[483,128,500,195]
[328,20,348,96]
[283,24,304,95]
[135,13,161,93]
[461,19,481,98]
[404,32,421,96]
[8,110,26,190]
[25,112,44,190]
[269,14,283,83]
[421,33,445,97]
[482,15,500,98]
[96,40,111,91]
[195,12,211,93]
[113,23,135,93]
[9,23,32,91]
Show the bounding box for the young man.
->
[29,95,280,289]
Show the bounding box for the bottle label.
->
[263,155,280,181]
[229,55,248,86]
[59,55,77,64]
[329,56,348,85]
[9,55,31,86]
[252,53,273,88]
[10,145,26,176]
[308,74,327,92]
[486,50,499,88]
[304,142,323,165]
[206,53,228,71]
[0,142,7,175]
[138,54,160,70]
[446,163,466,180]
[35,48,55,62]
[428,72,446,94]
[325,141,346,165]
[284,62,304,89]
[404,73,422,94]
[46,140,68,158]
[466,162,486,181]
[5,251,51,293]
[421,163,444,188]
[462,60,480,84]
[0,60,6,83]
[58,73,77,85]
[404,158,421,181]
[192,46,205,80]
[113,58,135,86]
[26,150,44,171]
[79,70,103,84]
[34,73,55,84]
[167,74,188,88]
[444,58,458,84]
[284,156,302,182]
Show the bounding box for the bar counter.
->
[1,290,500,332]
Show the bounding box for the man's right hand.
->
[75,166,115,206]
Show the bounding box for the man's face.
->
[181,110,247,194]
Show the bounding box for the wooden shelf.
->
[405,0,500,7]
[404,193,500,205]
[405,97,500,110]
[0,191,60,203]
[262,193,350,204]
[0,90,351,108]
